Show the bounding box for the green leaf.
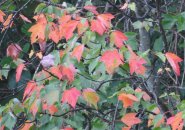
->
[155,52,166,63]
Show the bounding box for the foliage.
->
[0,0,185,130]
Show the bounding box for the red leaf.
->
[71,44,84,62]
[61,127,74,130]
[167,112,183,130]
[110,30,128,48]
[100,49,124,74]
[50,66,63,80]
[16,64,25,82]
[23,81,37,101]
[90,13,114,35]
[48,105,58,115]
[127,45,146,75]
[61,87,81,108]
[0,10,5,23]
[2,14,13,31]
[7,43,22,60]
[122,127,131,130]
[118,93,139,108]
[165,52,182,76]
[19,14,32,23]
[60,64,76,83]
[58,15,71,24]
[121,113,141,126]
[84,5,99,15]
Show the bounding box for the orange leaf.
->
[100,49,124,74]
[61,87,81,108]
[61,127,74,130]
[0,10,5,23]
[28,14,47,44]
[110,30,128,48]
[122,127,131,130]
[48,105,58,115]
[97,14,114,29]
[127,45,146,75]
[16,64,25,82]
[121,113,141,126]
[50,66,63,80]
[90,19,105,35]
[118,93,139,108]
[71,44,84,62]
[19,14,32,23]
[49,22,60,43]
[84,5,99,15]
[165,52,182,76]
[7,43,22,60]
[2,14,13,31]
[82,88,100,108]
[167,112,184,130]
[20,121,33,130]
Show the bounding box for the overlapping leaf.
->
[118,93,139,108]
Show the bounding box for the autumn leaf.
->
[2,14,13,31]
[30,99,40,116]
[118,93,139,108]
[16,64,25,82]
[110,30,128,48]
[58,15,71,24]
[121,113,141,126]
[0,10,5,23]
[122,127,131,130]
[84,5,99,15]
[49,66,63,80]
[23,81,37,101]
[61,127,74,130]
[28,14,47,44]
[48,105,58,115]
[167,112,184,130]
[100,49,124,74]
[135,88,151,101]
[60,64,76,83]
[82,88,100,108]
[90,13,114,35]
[20,121,33,130]
[49,22,60,43]
[127,45,147,75]
[7,43,22,60]
[19,14,32,23]
[61,87,81,108]
[71,44,84,62]
[165,52,182,76]
[77,20,89,35]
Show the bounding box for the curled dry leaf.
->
[7,43,22,60]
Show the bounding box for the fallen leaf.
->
[165,52,182,76]
[121,113,141,126]
[118,93,139,108]
[16,64,25,82]
[100,49,124,74]
[61,87,81,108]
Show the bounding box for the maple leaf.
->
[118,93,139,108]
[7,43,22,60]
[19,14,32,23]
[49,22,60,43]
[49,66,63,80]
[127,45,147,75]
[165,52,182,76]
[100,49,124,74]
[77,20,89,35]
[90,13,114,35]
[0,10,5,23]
[71,44,84,62]
[48,105,58,115]
[82,88,100,109]
[58,15,71,24]
[59,20,79,41]
[61,87,81,108]
[23,81,37,101]
[28,14,47,44]
[84,5,99,15]
[59,64,76,83]
[110,30,128,48]
[2,14,13,31]
[16,64,25,82]
[167,112,184,130]
[121,113,141,126]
